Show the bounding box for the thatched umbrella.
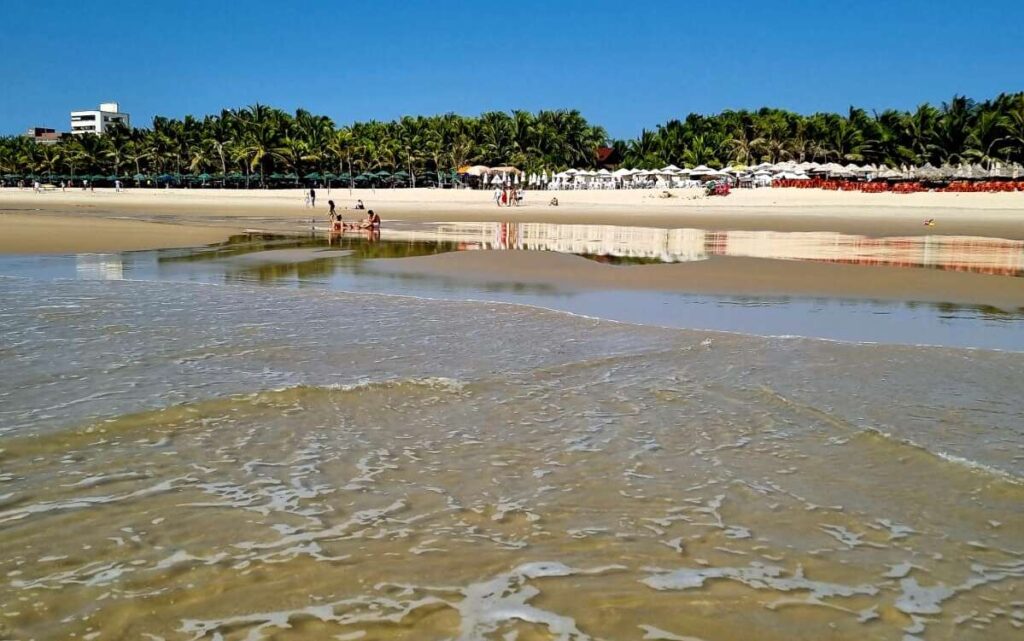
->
[914,163,941,181]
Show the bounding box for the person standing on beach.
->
[309,187,316,208]
[493,185,502,206]
[328,200,343,232]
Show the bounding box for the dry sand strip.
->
[365,250,1024,312]
[2,187,1024,239]
[0,214,240,254]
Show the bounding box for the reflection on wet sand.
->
[156,222,1024,278]
[383,222,1024,276]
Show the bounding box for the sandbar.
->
[365,250,1024,311]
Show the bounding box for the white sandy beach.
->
[2,186,1024,244]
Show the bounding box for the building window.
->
[72,114,97,122]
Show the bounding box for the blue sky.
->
[2,0,1023,139]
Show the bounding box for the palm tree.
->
[966,110,1009,168]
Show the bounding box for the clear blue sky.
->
[2,0,1023,139]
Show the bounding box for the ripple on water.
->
[0,278,1022,640]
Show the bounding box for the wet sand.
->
[2,186,1024,240]
[0,213,241,254]
[3,188,1022,310]
[367,250,1024,311]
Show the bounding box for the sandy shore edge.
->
[365,250,1024,312]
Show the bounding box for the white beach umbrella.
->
[690,165,714,175]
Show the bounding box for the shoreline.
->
[2,187,1023,311]
[2,186,1024,242]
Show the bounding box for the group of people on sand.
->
[492,184,524,207]
[327,198,380,233]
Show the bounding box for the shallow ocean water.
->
[1,224,1022,351]
[1,224,1023,640]
[1,275,1022,641]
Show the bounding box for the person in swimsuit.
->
[360,210,381,230]
[328,200,342,232]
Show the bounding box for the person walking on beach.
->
[493,185,502,206]
[309,187,316,208]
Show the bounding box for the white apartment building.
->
[70,102,130,135]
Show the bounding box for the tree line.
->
[1,94,1022,186]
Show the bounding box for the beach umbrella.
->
[304,172,322,180]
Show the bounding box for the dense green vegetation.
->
[1,94,1022,185]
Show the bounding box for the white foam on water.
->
[641,561,879,613]
[639,623,708,640]
[0,476,192,525]
[863,427,1023,485]
[179,562,623,641]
